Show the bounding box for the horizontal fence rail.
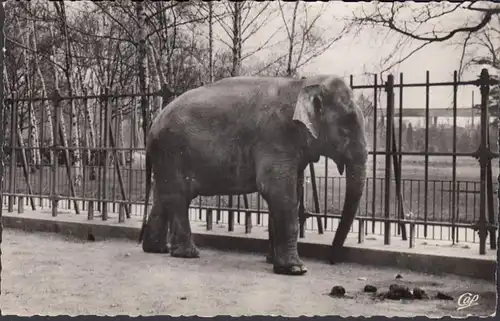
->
[1,70,498,256]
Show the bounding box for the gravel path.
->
[2,229,496,317]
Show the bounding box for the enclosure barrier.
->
[1,70,498,256]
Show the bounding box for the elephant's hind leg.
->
[168,195,200,258]
[142,199,170,254]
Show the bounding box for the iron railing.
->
[1,70,498,255]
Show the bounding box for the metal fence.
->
[1,69,498,255]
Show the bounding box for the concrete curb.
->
[3,215,496,281]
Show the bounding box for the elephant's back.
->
[147,76,304,149]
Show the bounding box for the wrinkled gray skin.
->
[138,75,368,276]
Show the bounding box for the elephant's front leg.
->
[266,170,304,265]
[266,216,275,264]
[262,178,306,276]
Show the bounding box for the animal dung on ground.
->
[385,284,413,300]
[363,285,377,293]
[395,274,403,279]
[329,285,346,297]
[412,287,428,300]
[435,292,453,300]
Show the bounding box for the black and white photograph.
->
[0,0,498,317]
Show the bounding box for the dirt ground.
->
[1,229,497,317]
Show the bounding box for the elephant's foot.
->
[272,255,307,276]
[142,241,170,254]
[170,242,200,258]
[273,264,308,276]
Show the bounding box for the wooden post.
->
[358,219,365,244]
[409,222,415,249]
[51,90,61,217]
[17,196,24,214]
[206,209,213,231]
[87,200,94,220]
[244,194,252,234]
[118,203,125,223]
[228,195,234,232]
[101,87,111,221]
[8,93,17,213]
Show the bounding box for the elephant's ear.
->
[293,84,323,139]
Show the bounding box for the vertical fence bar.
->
[112,107,118,213]
[237,195,241,224]
[391,73,407,240]
[308,164,323,234]
[397,73,403,233]
[256,194,261,225]
[244,194,252,233]
[38,99,45,207]
[216,195,221,223]
[383,75,394,245]
[101,87,111,221]
[371,75,378,233]
[82,92,89,212]
[228,195,234,231]
[127,97,135,215]
[8,94,17,213]
[476,69,491,255]
[324,159,328,230]
[97,94,103,213]
[451,71,458,243]
[299,169,306,238]
[486,132,496,249]
[51,90,61,217]
[424,71,430,237]
[68,93,73,211]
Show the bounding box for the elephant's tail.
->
[138,149,152,244]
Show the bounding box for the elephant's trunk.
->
[331,160,367,257]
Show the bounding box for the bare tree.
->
[53,2,83,187]
[212,1,279,77]
[349,2,500,74]
[275,1,349,77]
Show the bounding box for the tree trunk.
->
[31,18,54,164]
[147,46,162,115]
[208,1,214,83]
[136,2,150,147]
[58,2,82,187]
[22,22,41,171]
[230,2,242,77]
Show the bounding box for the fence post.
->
[228,195,234,232]
[51,89,61,217]
[8,92,17,213]
[101,87,111,221]
[206,208,213,231]
[87,200,94,220]
[17,196,24,214]
[308,164,324,234]
[473,68,497,255]
[383,75,394,246]
[243,194,252,234]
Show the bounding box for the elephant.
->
[138,75,368,276]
